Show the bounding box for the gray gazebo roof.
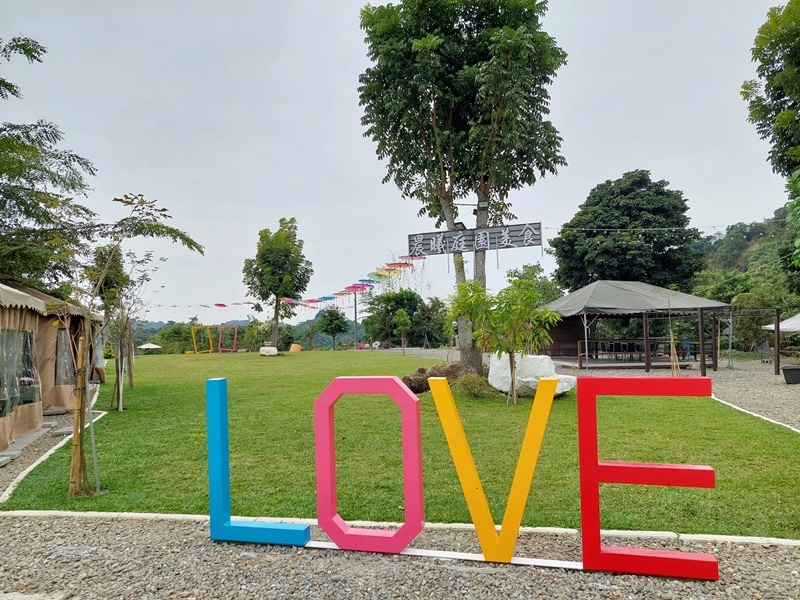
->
[544,280,729,317]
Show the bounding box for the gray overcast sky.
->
[3,1,789,325]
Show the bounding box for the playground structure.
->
[217,324,239,353]
[190,326,213,354]
[186,324,241,354]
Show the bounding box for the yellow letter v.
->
[428,376,557,563]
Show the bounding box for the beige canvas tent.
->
[0,283,46,451]
[8,284,101,412]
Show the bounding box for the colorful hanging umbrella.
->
[359,279,379,285]
[214,303,227,308]
[386,261,413,269]
[367,271,391,282]
[376,268,401,277]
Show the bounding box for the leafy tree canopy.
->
[450,278,559,404]
[363,288,447,348]
[392,307,412,352]
[550,170,705,292]
[742,1,800,179]
[505,262,562,303]
[359,0,566,376]
[742,2,800,267]
[242,217,313,346]
[1,39,203,296]
[359,0,566,229]
[318,308,349,350]
[1,37,97,292]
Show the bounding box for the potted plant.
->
[781,352,800,384]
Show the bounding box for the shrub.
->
[456,372,494,397]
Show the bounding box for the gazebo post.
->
[711,313,718,372]
[698,308,706,377]
[643,313,651,372]
[774,308,780,376]
[582,313,589,371]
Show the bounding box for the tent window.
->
[55,328,75,386]
[0,329,30,417]
[19,331,40,405]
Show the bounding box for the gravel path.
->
[1,516,798,599]
[0,412,74,496]
[0,353,798,599]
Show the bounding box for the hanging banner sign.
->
[407,222,542,256]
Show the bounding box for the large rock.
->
[488,353,576,397]
[259,346,278,356]
[402,362,462,395]
[426,362,462,380]
[402,373,430,394]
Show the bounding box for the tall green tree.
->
[242,217,313,347]
[318,308,349,350]
[359,0,567,372]
[411,296,449,348]
[392,308,412,354]
[83,195,204,410]
[742,2,800,266]
[1,36,97,294]
[789,170,800,265]
[505,263,562,303]
[451,278,559,404]
[363,289,424,346]
[550,170,705,292]
[741,1,800,180]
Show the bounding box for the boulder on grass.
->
[487,353,576,397]
[259,346,278,357]
[402,362,462,394]
[426,362,462,380]
[402,373,430,394]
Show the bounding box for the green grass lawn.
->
[4,351,800,539]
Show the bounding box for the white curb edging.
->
[711,394,800,435]
[2,510,798,547]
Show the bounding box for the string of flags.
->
[280,255,425,311]
[151,301,256,309]
[148,255,426,315]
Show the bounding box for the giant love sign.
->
[206,375,719,581]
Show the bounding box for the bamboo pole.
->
[669,329,680,377]
[69,335,86,497]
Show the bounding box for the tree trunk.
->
[402,333,407,355]
[509,351,518,405]
[69,335,91,497]
[473,188,490,288]
[441,197,483,374]
[271,300,280,347]
[332,335,336,351]
[126,319,134,389]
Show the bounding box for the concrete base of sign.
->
[488,354,576,397]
